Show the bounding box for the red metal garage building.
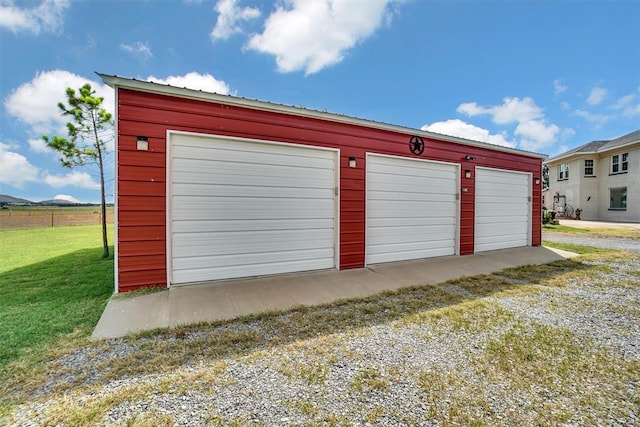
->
[100,74,543,293]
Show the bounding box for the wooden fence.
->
[0,208,114,229]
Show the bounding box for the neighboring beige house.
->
[544,129,640,222]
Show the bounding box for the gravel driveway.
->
[543,232,640,253]
[5,253,640,426]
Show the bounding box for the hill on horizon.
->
[0,194,33,204]
[0,194,103,206]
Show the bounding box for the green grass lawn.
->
[543,223,640,239]
[542,240,610,254]
[0,225,113,370]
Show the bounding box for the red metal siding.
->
[116,88,543,292]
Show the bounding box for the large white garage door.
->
[475,167,531,252]
[169,133,337,285]
[366,154,458,264]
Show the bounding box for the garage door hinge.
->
[335,187,339,196]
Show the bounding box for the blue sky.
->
[1,0,639,204]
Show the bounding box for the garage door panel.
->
[173,158,334,183]
[475,237,528,252]
[173,167,334,189]
[170,134,337,284]
[368,199,457,215]
[475,168,530,253]
[174,150,333,172]
[367,190,456,202]
[477,171,527,184]
[173,218,335,233]
[173,229,334,256]
[175,134,332,157]
[172,196,334,220]
[173,257,336,283]
[475,221,528,236]
[475,186,528,198]
[368,205,457,220]
[174,140,335,167]
[475,193,529,203]
[366,155,458,264]
[369,156,457,176]
[368,216,455,228]
[368,226,456,245]
[173,247,334,271]
[172,183,333,199]
[367,243,455,264]
[476,204,529,217]
[476,216,529,226]
[367,174,457,192]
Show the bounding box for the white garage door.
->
[366,154,458,264]
[169,132,337,285]
[475,167,531,252]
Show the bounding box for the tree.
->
[43,84,113,258]
[542,164,549,189]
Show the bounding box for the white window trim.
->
[558,162,569,181]
[611,153,628,175]
[609,187,627,210]
[584,159,595,177]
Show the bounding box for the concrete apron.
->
[92,246,576,340]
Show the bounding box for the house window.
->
[612,153,628,174]
[584,159,594,176]
[609,187,627,210]
[558,163,569,180]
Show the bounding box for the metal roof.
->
[98,73,546,160]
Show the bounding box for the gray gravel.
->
[543,231,640,253]
[5,254,640,426]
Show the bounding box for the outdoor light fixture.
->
[349,157,357,168]
[535,177,540,185]
[136,136,149,151]
[465,155,475,161]
[465,170,472,178]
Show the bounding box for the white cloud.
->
[515,121,560,151]
[456,102,487,117]
[421,119,515,148]
[246,0,397,74]
[27,138,52,154]
[211,0,260,41]
[561,128,576,139]
[610,93,635,109]
[573,109,613,127]
[43,170,100,190]
[0,142,103,190]
[4,70,114,135]
[553,79,567,94]
[587,86,607,106]
[147,72,230,94]
[623,103,640,117]
[0,143,40,188]
[457,97,560,151]
[120,41,153,60]
[0,0,69,34]
[53,194,80,203]
[609,93,640,117]
[458,97,543,125]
